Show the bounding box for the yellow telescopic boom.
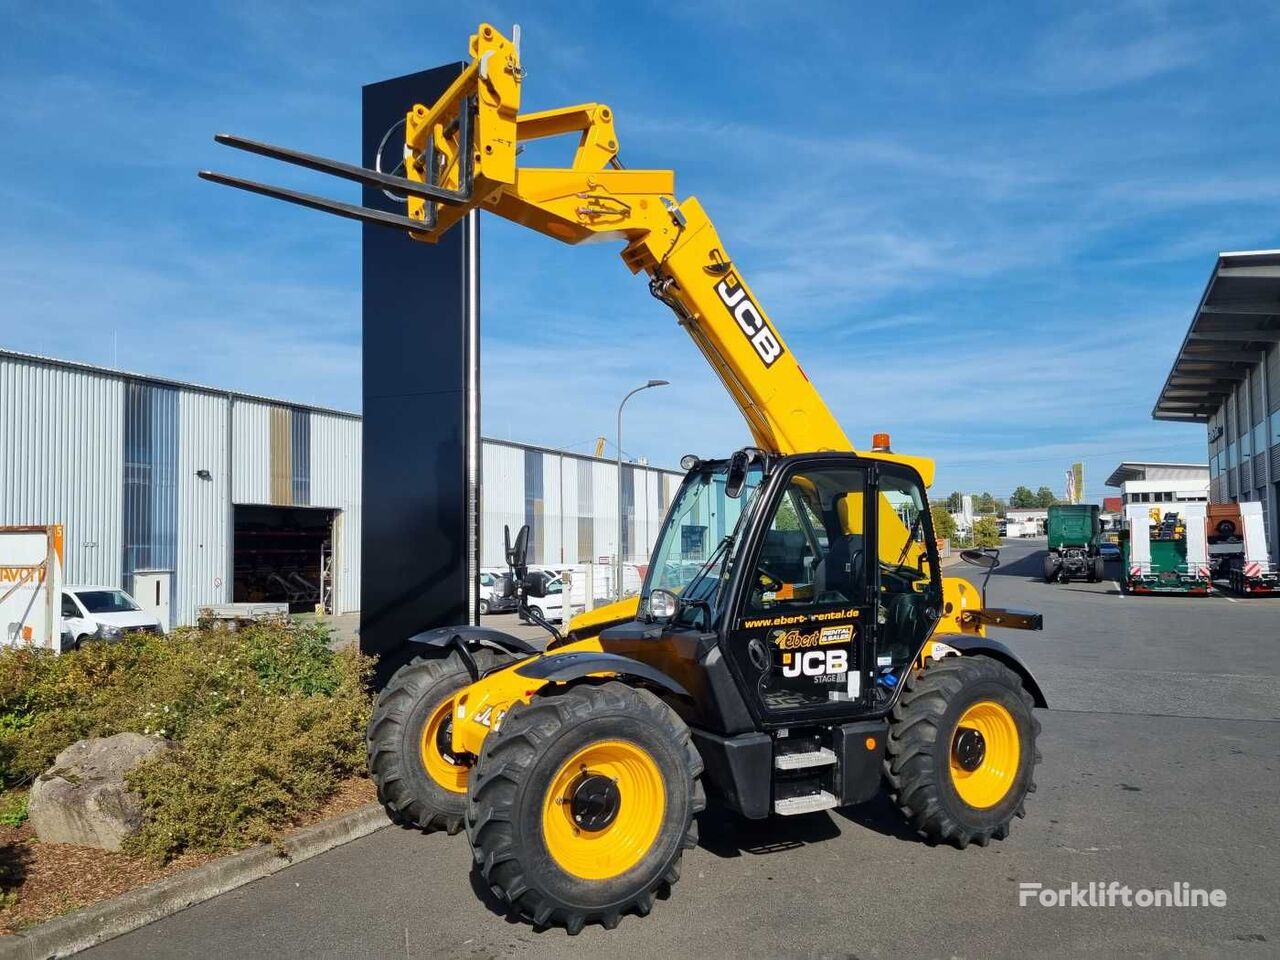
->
[200,23,933,485]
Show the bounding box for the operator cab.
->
[608,446,942,733]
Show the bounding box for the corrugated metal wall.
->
[481,443,524,567]
[3,352,682,620]
[1,355,125,586]
[177,391,229,624]
[475,441,681,569]
[232,400,271,504]
[310,411,362,614]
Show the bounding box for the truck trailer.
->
[1043,504,1103,583]
[1207,502,1278,596]
[1122,503,1210,594]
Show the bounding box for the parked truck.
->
[1121,503,1210,594]
[1207,502,1278,595]
[1,524,65,652]
[1043,504,1104,583]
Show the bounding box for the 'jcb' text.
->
[715,275,785,367]
[782,649,848,678]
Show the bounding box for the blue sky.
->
[3,1,1278,501]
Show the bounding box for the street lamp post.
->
[616,379,669,599]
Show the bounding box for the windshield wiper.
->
[683,535,732,601]
[893,513,925,569]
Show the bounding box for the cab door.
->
[725,460,877,724]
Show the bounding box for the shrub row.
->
[0,622,372,861]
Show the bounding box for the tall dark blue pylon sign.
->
[359,64,480,665]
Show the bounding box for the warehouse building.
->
[1153,249,1280,557]
[1103,462,1209,505]
[1,350,682,627]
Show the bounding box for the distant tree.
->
[1009,485,1036,508]
[933,509,958,544]
[946,491,963,513]
[975,492,999,515]
[1034,486,1058,508]
[972,516,1001,548]
[773,501,802,531]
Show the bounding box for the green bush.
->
[972,516,1002,548]
[0,622,372,861]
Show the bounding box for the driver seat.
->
[814,495,863,602]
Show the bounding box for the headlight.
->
[97,624,122,639]
[649,589,680,620]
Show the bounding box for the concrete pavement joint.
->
[0,804,390,960]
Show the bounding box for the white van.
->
[61,585,165,648]
[518,574,585,625]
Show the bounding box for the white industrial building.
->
[1104,462,1210,506]
[1,350,682,628]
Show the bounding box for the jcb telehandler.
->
[203,23,1046,934]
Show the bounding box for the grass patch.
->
[0,622,372,862]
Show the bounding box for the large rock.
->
[28,732,175,851]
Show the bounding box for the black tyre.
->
[467,682,704,934]
[479,598,490,615]
[885,655,1040,848]
[367,648,514,833]
[1092,557,1105,582]
[1042,556,1057,583]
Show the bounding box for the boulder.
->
[28,732,175,851]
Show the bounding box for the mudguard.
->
[406,625,539,679]
[515,651,690,698]
[930,634,1048,708]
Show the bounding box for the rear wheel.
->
[479,598,490,615]
[1093,557,1106,582]
[1042,556,1057,583]
[367,648,515,833]
[467,682,704,933]
[885,656,1040,848]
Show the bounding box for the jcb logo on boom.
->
[781,648,848,678]
[715,274,785,368]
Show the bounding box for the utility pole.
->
[616,379,668,599]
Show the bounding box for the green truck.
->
[1043,504,1104,583]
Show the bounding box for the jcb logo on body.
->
[781,648,848,678]
[714,273,785,368]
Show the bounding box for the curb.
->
[0,803,389,959]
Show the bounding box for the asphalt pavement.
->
[85,539,1279,959]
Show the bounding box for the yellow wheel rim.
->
[950,700,1020,809]
[419,699,467,794]
[542,740,666,881]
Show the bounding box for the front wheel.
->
[367,648,515,834]
[885,656,1040,848]
[467,682,704,933]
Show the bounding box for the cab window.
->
[747,467,867,614]
[61,594,81,619]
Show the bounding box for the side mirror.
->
[497,573,516,599]
[523,570,551,599]
[725,450,749,499]
[960,549,999,570]
[649,588,680,621]
[504,524,531,579]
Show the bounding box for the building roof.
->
[2,348,681,472]
[1153,249,1280,422]
[1105,461,1209,487]
[0,348,363,420]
